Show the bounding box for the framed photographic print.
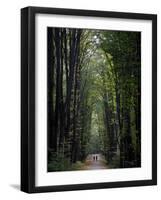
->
[21,6,157,193]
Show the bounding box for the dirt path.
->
[81,154,109,170]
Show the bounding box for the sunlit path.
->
[81,154,109,170]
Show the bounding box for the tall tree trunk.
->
[47,28,55,150]
[53,28,62,152]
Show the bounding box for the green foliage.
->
[48,28,141,170]
[48,152,71,172]
[48,152,85,171]
[71,161,85,170]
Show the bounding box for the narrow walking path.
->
[81,154,109,170]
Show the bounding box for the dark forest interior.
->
[47,27,141,172]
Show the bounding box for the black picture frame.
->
[21,6,157,193]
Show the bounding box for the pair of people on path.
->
[93,155,98,161]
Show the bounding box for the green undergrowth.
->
[48,152,85,172]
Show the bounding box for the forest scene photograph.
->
[47,27,141,172]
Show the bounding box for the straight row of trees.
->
[96,31,141,167]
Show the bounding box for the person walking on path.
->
[93,156,95,161]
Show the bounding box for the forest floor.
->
[80,154,109,170]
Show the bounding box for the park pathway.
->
[81,154,109,170]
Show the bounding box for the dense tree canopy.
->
[47,27,141,171]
